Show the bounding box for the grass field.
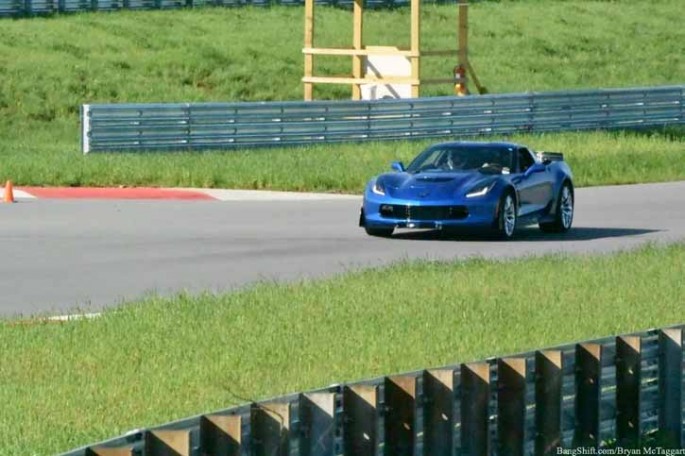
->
[1,2,683,454]
[0,0,684,188]
[1,242,684,454]
[4,127,685,192]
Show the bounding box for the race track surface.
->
[1,181,683,317]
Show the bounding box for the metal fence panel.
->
[0,0,469,16]
[81,85,685,154]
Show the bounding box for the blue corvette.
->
[360,141,574,239]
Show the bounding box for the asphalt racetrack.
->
[1,181,683,317]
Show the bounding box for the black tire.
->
[365,226,394,237]
[495,191,517,240]
[539,182,574,233]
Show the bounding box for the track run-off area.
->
[1,181,684,317]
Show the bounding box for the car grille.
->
[379,204,468,221]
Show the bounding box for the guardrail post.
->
[658,328,683,448]
[299,392,336,456]
[616,336,641,448]
[384,375,417,456]
[461,362,490,456]
[343,384,377,456]
[251,402,290,456]
[200,414,241,456]
[573,343,602,449]
[498,358,526,456]
[535,350,562,456]
[423,369,454,456]
[81,105,91,154]
[144,429,190,455]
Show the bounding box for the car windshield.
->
[405,145,514,174]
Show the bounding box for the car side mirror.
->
[542,157,552,165]
[391,161,405,172]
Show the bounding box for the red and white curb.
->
[12,189,37,200]
[12,187,360,202]
[195,188,360,201]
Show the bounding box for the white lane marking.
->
[46,312,102,322]
[6,312,103,326]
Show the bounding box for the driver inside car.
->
[445,150,469,170]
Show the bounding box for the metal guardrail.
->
[60,324,684,456]
[81,85,685,154]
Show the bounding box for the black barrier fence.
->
[60,324,684,456]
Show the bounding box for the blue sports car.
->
[359,141,574,239]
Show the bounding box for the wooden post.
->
[303,0,314,101]
[200,414,242,456]
[423,369,454,456]
[535,351,562,456]
[658,328,683,448]
[252,402,290,456]
[145,429,190,456]
[384,375,417,456]
[498,358,526,456]
[616,336,642,449]
[458,2,468,70]
[461,363,489,456]
[574,343,602,449]
[352,0,364,100]
[343,385,377,456]
[456,2,468,96]
[300,393,336,456]
[410,0,420,98]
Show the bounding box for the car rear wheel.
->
[539,183,574,233]
[495,192,517,240]
[365,226,394,237]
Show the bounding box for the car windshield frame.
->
[405,144,515,174]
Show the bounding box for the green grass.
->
[0,1,684,189]
[1,242,684,455]
[3,128,685,192]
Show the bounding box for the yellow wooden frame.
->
[303,0,481,100]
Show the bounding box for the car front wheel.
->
[495,192,517,240]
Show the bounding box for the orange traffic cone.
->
[3,180,15,203]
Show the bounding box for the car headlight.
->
[466,181,495,198]
[372,180,386,196]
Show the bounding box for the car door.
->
[513,148,554,216]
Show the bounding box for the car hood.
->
[376,172,494,200]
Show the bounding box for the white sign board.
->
[360,46,412,100]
